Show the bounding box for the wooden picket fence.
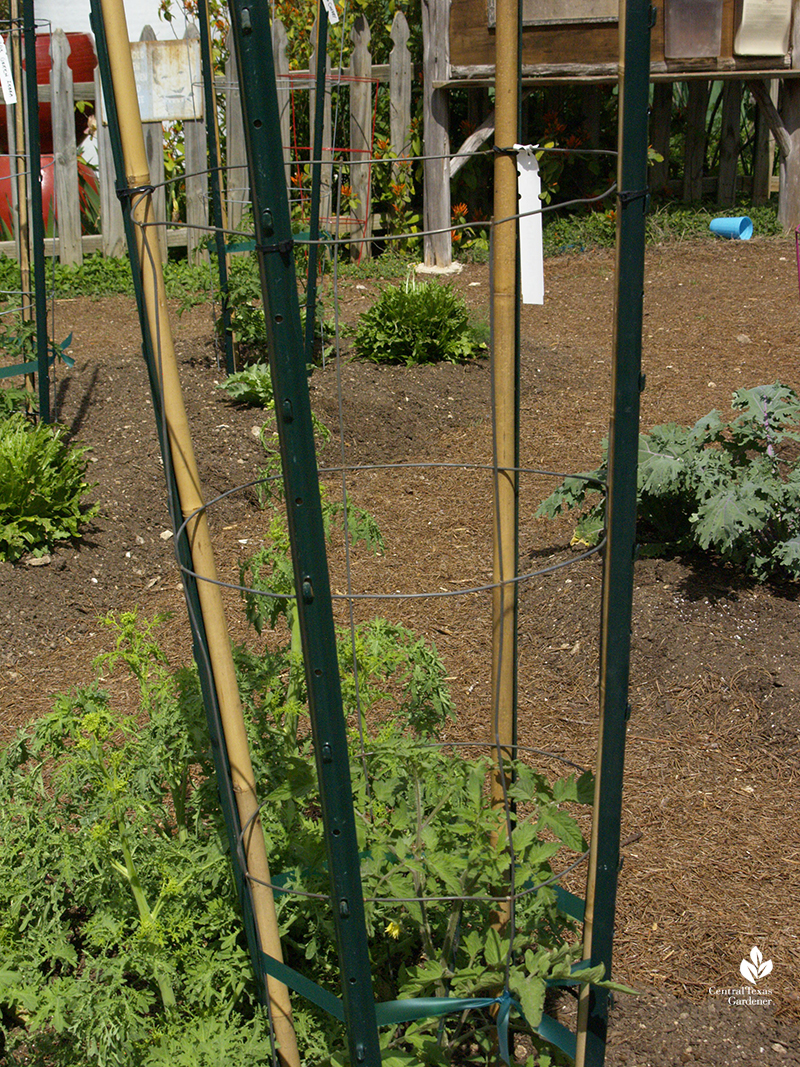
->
[0,16,414,264]
[0,21,777,266]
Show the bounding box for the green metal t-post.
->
[197,0,236,375]
[227,2,381,1063]
[304,3,328,366]
[22,0,50,423]
[578,2,652,1066]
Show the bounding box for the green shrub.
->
[538,383,800,582]
[0,414,98,561]
[353,276,487,366]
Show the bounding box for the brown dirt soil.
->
[1,239,799,1065]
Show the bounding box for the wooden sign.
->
[487,0,617,29]
[129,37,203,121]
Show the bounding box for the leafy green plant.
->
[538,383,800,582]
[0,611,278,1066]
[0,385,31,418]
[0,600,609,1066]
[353,275,487,366]
[0,413,98,561]
[217,362,275,408]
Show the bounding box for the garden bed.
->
[1,239,798,1065]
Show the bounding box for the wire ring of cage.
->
[127,177,618,248]
[235,779,591,909]
[173,461,606,603]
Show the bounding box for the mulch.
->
[1,240,798,1064]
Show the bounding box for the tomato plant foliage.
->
[0,490,612,1065]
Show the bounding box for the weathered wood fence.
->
[1,15,413,263]
[0,20,783,265]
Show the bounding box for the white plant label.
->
[0,38,17,106]
[322,0,340,24]
[515,144,544,305]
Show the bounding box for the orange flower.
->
[452,202,468,220]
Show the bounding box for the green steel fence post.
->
[304,3,328,366]
[227,1,381,1062]
[581,2,652,1065]
[22,0,50,423]
[197,0,236,375]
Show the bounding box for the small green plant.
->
[0,413,98,561]
[217,362,275,408]
[353,275,487,366]
[0,385,31,418]
[538,383,800,582]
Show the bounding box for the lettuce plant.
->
[0,413,98,561]
[353,276,487,366]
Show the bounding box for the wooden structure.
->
[3,17,413,263]
[421,0,800,239]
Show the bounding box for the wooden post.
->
[490,0,518,936]
[649,81,671,196]
[272,17,291,193]
[309,19,333,222]
[389,11,412,169]
[422,0,451,266]
[96,1,301,1062]
[349,15,372,258]
[50,30,83,265]
[717,80,742,207]
[778,4,800,229]
[96,65,126,257]
[683,80,709,202]
[139,26,167,264]
[225,30,248,235]
[183,24,208,264]
[751,81,776,204]
[749,76,797,227]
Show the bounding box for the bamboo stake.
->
[96,3,300,1063]
[489,0,518,932]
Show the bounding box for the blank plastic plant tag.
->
[515,144,544,305]
[0,38,17,105]
[321,0,340,25]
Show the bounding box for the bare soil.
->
[1,239,798,1065]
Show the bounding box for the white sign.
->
[321,0,340,25]
[0,37,17,105]
[516,145,544,305]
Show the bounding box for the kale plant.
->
[538,383,800,582]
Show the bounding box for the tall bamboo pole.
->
[489,0,519,930]
[96,3,300,1063]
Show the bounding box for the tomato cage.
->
[90,0,652,1062]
